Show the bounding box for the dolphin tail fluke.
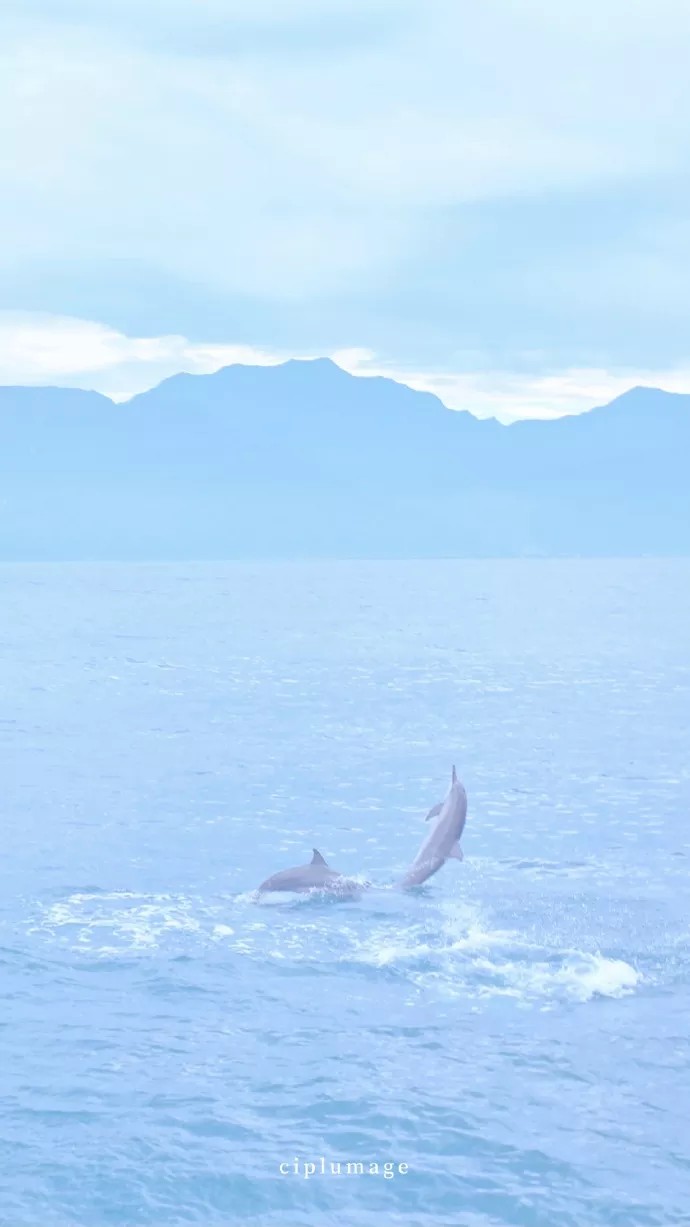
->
[311,848,327,865]
[424,801,442,822]
[447,842,463,860]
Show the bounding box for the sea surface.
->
[1,560,689,1227]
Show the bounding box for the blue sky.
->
[1,0,690,419]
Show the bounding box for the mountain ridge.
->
[1,360,688,559]
[3,357,686,422]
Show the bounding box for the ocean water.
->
[1,560,689,1227]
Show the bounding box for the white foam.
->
[553,953,641,1001]
[342,901,641,1006]
[28,889,643,1006]
[33,890,207,954]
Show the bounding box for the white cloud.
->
[0,312,291,398]
[2,311,689,420]
[332,351,690,420]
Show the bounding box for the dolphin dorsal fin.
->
[311,848,327,866]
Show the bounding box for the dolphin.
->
[257,848,362,896]
[399,766,467,889]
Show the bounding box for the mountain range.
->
[1,358,688,558]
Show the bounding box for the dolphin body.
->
[399,766,467,889]
[257,848,362,896]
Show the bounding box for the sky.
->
[1,0,690,420]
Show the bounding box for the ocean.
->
[1,560,688,1226]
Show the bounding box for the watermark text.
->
[279,1157,408,1180]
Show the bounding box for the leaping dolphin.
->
[257,848,362,896]
[399,766,467,889]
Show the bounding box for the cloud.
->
[0,312,290,399]
[333,350,690,421]
[3,2,690,299]
[0,29,413,301]
[2,311,689,421]
[2,2,690,377]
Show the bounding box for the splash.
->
[342,901,641,1005]
[27,888,642,1006]
[30,890,209,954]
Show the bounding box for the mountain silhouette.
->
[1,360,688,558]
